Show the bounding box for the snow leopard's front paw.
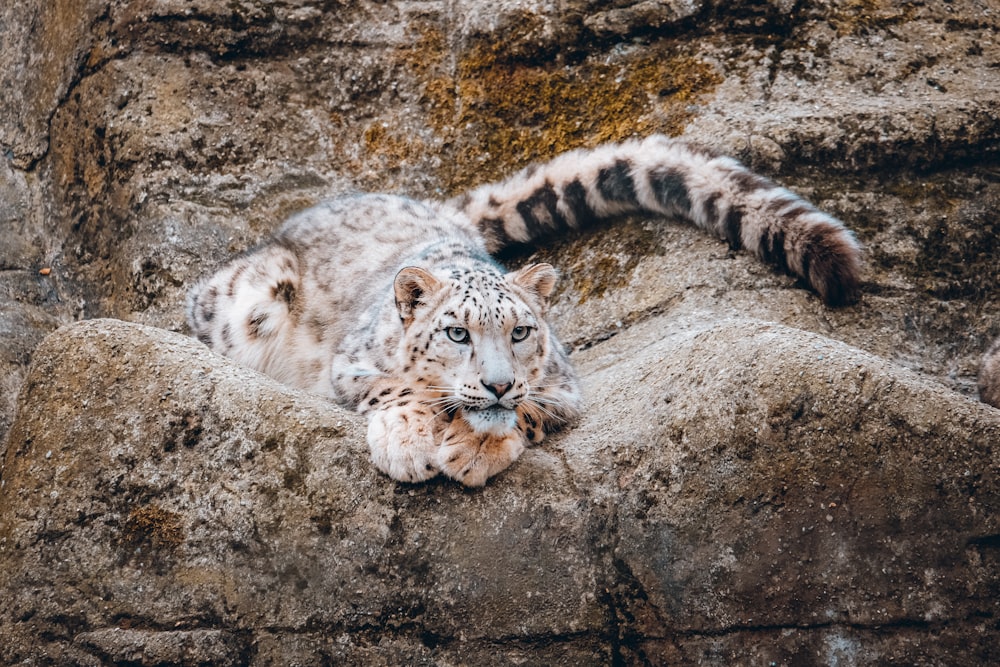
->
[366,406,441,483]
[436,417,526,487]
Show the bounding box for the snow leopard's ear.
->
[394,267,443,327]
[508,263,558,307]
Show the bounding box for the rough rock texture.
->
[3,318,998,664]
[2,0,1000,663]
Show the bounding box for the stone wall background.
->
[1,1,999,664]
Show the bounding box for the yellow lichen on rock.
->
[396,22,722,193]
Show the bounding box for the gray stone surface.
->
[1,318,997,664]
[1,0,999,663]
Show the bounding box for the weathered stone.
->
[584,1,704,39]
[0,156,79,445]
[1,315,997,664]
[570,315,1000,655]
[0,0,108,167]
[0,321,607,663]
[2,0,1000,662]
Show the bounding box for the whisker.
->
[423,394,457,402]
[424,397,464,408]
[525,392,570,408]
[432,404,462,419]
[522,399,559,421]
[528,382,573,390]
[527,395,567,407]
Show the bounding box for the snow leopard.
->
[980,337,1000,408]
[186,135,862,486]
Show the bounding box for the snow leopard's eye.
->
[511,325,531,342]
[446,326,470,343]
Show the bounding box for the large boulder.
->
[2,0,1000,662]
[1,318,997,664]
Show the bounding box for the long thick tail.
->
[449,135,861,306]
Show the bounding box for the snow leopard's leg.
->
[185,243,301,379]
[357,380,445,483]
[437,418,526,487]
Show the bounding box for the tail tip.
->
[806,227,863,307]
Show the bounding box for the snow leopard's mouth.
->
[444,401,501,413]
[462,405,518,434]
[466,405,513,416]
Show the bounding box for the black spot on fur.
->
[759,227,788,272]
[563,179,597,229]
[701,192,720,226]
[515,182,563,239]
[247,312,267,338]
[730,169,774,193]
[777,202,815,221]
[723,207,743,250]
[273,280,296,304]
[597,160,638,204]
[481,217,513,247]
[226,264,247,297]
[649,167,692,214]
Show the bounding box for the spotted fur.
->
[980,337,1000,408]
[187,135,862,485]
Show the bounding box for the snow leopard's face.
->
[393,263,559,435]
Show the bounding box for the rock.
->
[0,156,79,445]
[0,320,605,663]
[1,317,997,664]
[981,337,1000,408]
[584,1,704,39]
[2,0,1000,662]
[0,0,108,167]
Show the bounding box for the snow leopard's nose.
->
[482,380,512,398]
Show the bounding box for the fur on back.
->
[187,136,863,485]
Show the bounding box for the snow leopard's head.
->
[393,261,572,435]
